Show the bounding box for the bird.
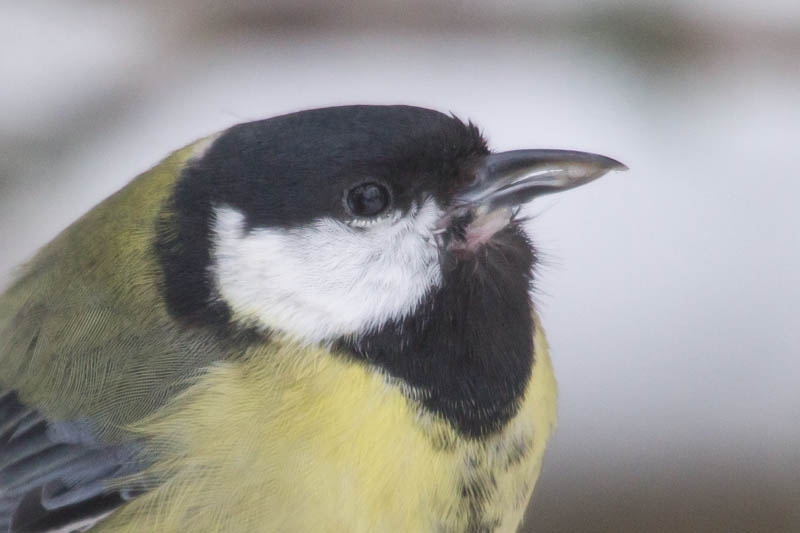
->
[0,105,625,532]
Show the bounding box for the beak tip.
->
[613,161,629,172]
[603,156,628,173]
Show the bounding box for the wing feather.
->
[0,390,145,532]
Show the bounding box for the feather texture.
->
[0,140,223,530]
[98,327,556,532]
[0,390,143,533]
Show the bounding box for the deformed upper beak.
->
[454,149,627,211]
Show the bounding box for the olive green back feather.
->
[0,140,224,442]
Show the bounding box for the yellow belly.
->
[99,324,556,532]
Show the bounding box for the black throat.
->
[336,225,536,439]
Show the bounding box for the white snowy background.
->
[1,2,798,531]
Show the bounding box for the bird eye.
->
[346,182,391,218]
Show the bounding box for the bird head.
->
[157,105,625,346]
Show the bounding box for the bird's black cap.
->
[184,105,489,230]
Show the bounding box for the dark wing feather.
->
[0,390,146,533]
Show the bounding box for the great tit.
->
[0,105,624,532]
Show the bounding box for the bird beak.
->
[454,149,627,212]
[435,149,626,251]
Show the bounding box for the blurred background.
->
[1,1,798,531]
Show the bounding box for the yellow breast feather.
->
[100,325,555,532]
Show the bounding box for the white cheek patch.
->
[211,200,443,344]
